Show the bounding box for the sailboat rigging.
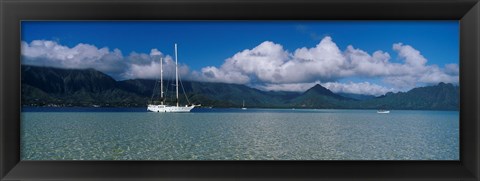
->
[242,100,247,110]
[147,44,197,113]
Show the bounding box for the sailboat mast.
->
[175,43,179,107]
[160,57,163,104]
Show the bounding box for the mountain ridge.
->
[21,65,459,110]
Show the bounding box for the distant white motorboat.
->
[241,100,247,110]
[377,110,390,114]
[147,44,197,113]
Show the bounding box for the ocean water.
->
[21,108,459,160]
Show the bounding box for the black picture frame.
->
[1,0,479,180]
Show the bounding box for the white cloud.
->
[287,36,349,82]
[444,63,459,75]
[150,48,162,56]
[122,55,190,80]
[343,45,394,77]
[197,36,459,92]
[192,66,250,84]
[393,43,427,67]
[197,37,350,84]
[22,40,125,74]
[255,81,322,92]
[206,41,290,83]
[255,81,394,96]
[322,82,396,96]
[21,40,190,80]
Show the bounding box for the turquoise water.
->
[21,109,459,160]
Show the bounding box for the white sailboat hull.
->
[147,44,198,113]
[147,104,195,113]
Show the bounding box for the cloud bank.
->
[21,37,458,96]
[194,37,458,94]
[21,40,190,80]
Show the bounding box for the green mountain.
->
[338,93,376,101]
[22,66,146,107]
[289,84,354,108]
[118,79,299,108]
[21,65,459,110]
[356,82,459,110]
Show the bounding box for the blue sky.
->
[21,21,459,95]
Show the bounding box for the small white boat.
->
[241,100,247,110]
[377,110,390,114]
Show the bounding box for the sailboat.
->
[377,110,390,114]
[147,44,196,113]
[377,105,390,114]
[241,100,247,110]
